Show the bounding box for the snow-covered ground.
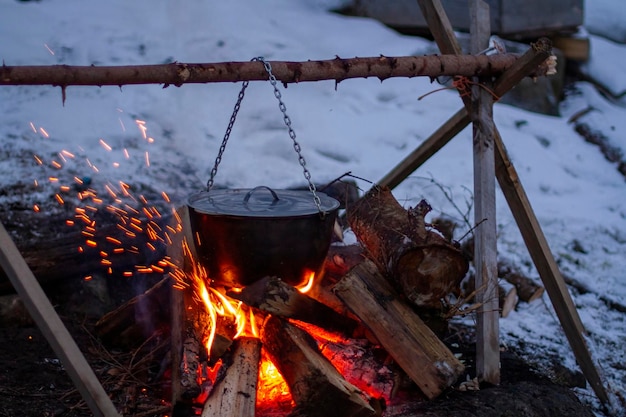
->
[1,0,625,415]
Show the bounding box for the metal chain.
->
[206,79,250,191]
[257,57,323,213]
[206,56,324,214]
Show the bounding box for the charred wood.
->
[180,333,202,401]
[317,338,395,401]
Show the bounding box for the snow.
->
[1,0,626,415]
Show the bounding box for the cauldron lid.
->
[187,186,340,217]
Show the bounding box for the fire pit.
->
[166,185,471,417]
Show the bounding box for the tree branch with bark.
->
[0,39,553,88]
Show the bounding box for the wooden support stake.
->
[334,259,465,399]
[493,131,609,403]
[169,206,187,406]
[202,337,261,417]
[0,221,121,417]
[469,0,500,385]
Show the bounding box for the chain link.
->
[206,80,250,191]
[206,56,324,214]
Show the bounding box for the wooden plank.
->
[0,221,121,417]
[469,0,500,385]
[416,0,463,55]
[355,0,583,36]
[553,34,590,62]
[493,133,609,403]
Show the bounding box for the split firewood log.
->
[500,285,518,318]
[201,337,261,417]
[333,260,465,400]
[498,260,545,302]
[347,185,468,309]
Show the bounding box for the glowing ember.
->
[257,350,293,407]
[30,119,178,286]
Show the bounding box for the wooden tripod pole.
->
[468,0,500,385]
[0,221,121,417]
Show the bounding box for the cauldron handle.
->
[243,186,280,206]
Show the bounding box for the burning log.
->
[227,276,359,336]
[333,259,465,400]
[347,185,468,309]
[317,339,395,401]
[202,337,261,417]
[261,316,379,417]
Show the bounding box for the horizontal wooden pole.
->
[0,52,551,87]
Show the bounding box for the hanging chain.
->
[258,58,323,213]
[206,78,250,191]
[206,57,323,214]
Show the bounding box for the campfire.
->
[149,184,471,417]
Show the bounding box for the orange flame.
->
[257,350,292,408]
